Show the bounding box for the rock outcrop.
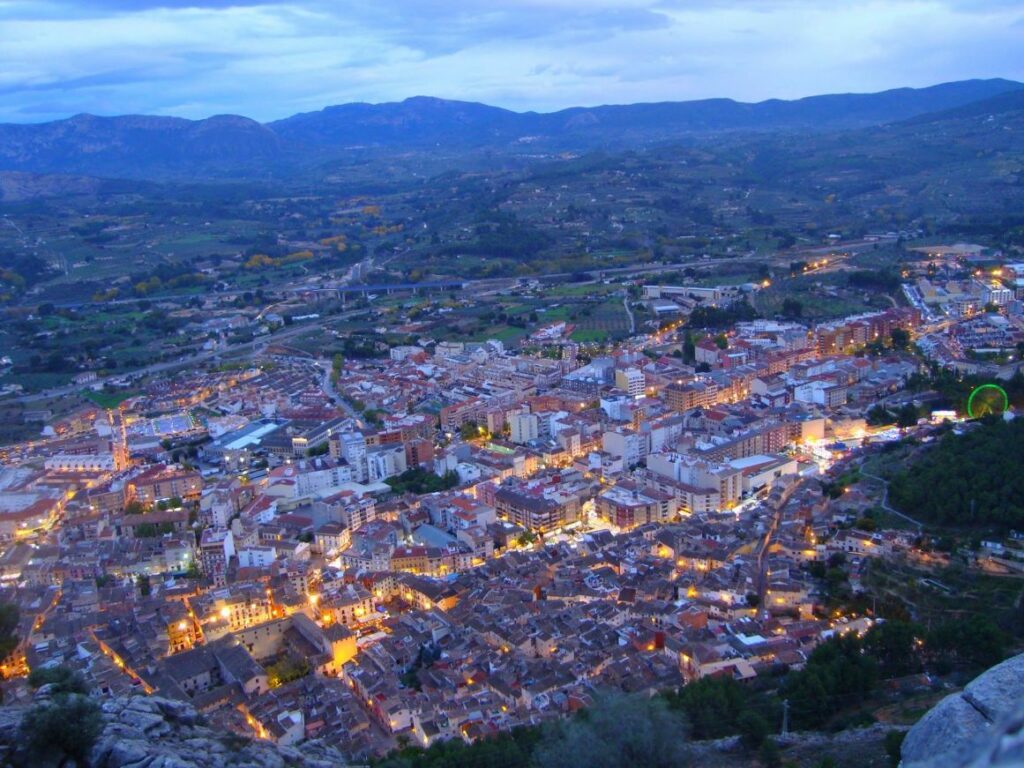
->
[902,652,1024,768]
[0,692,350,768]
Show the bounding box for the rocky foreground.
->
[0,691,351,768]
[0,653,1021,768]
[902,652,1024,768]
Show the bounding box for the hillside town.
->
[0,265,1015,760]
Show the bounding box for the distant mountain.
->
[898,86,1024,125]
[270,96,524,148]
[0,113,283,179]
[0,79,1020,180]
[271,79,1024,147]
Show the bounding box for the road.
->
[858,464,924,532]
[39,237,877,313]
[622,297,636,334]
[316,359,364,427]
[755,479,802,605]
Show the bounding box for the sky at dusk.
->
[0,0,1022,123]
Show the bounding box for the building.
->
[199,528,235,587]
[665,380,718,412]
[127,465,203,504]
[595,484,678,529]
[614,368,646,398]
[493,486,581,534]
[647,452,744,510]
[509,412,540,445]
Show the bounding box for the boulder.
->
[902,652,1024,768]
[962,654,1024,723]
[0,692,350,768]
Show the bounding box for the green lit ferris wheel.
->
[966,383,1009,419]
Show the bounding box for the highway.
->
[37,237,877,313]
[6,235,877,403]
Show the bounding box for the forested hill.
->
[890,417,1024,528]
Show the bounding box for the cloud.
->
[0,0,1020,122]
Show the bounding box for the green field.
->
[570,328,612,343]
[468,325,529,344]
[82,389,139,409]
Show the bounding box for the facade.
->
[614,368,645,398]
[595,484,678,529]
[494,487,579,533]
[509,412,540,445]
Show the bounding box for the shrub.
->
[27,665,90,695]
[21,694,103,764]
[884,730,906,767]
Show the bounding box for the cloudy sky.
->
[0,0,1022,123]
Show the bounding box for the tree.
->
[781,634,878,729]
[889,419,1024,528]
[884,731,906,768]
[927,616,1006,671]
[781,297,803,319]
[533,691,692,768]
[377,724,540,768]
[890,328,910,350]
[895,402,918,429]
[663,675,777,742]
[136,573,151,597]
[866,405,894,426]
[459,421,483,441]
[864,621,922,677]
[266,656,310,688]
[682,331,696,362]
[21,694,103,765]
[28,665,90,695]
[737,709,769,750]
[759,738,782,768]
[0,603,19,661]
[854,516,877,532]
[385,468,459,495]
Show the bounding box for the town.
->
[0,237,1021,762]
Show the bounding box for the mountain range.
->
[0,78,1021,180]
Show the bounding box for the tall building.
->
[509,412,540,444]
[334,432,367,482]
[615,367,646,398]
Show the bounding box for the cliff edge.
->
[902,652,1024,768]
[0,690,350,768]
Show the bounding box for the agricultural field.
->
[572,298,632,342]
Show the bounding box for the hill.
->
[889,417,1024,528]
[0,113,285,180]
[0,79,1019,180]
